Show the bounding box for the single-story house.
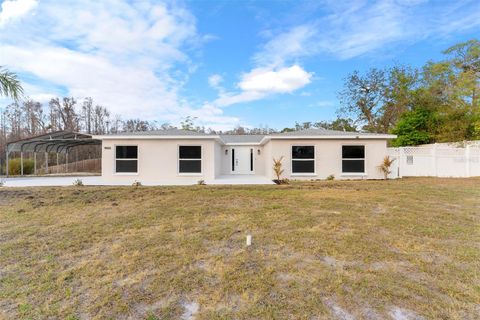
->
[93,128,396,184]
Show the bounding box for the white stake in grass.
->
[246,234,252,247]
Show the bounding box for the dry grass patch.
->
[0,178,479,319]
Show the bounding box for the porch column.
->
[20,152,24,176]
[5,150,9,177]
[34,152,37,175]
[45,152,48,174]
[66,152,69,173]
[56,153,59,173]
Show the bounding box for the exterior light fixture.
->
[257,149,261,155]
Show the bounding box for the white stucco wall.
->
[100,137,390,183]
[101,139,219,184]
[263,139,389,180]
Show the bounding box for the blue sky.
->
[0,0,479,130]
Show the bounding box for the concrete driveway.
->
[1,175,274,187]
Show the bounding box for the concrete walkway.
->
[207,175,275,185]
[0,175,274,187]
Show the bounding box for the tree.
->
[443,39,479,110]
[391,107,434,146]
[0,66,24,100]
[419,40,480,142]
[338,66,418,133]
[49,97,79,131]
[314,118,357,132]
[380,66,419,132]
[180,116,197,131]
[122,119,152,132]
[81,97,94,134]
[338,68,386,132]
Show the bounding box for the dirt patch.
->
[323,298,355,320]
[388,306,424,320]
[181,301,199,320]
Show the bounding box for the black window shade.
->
[292,160,315,173]
[116,146,137,159]
[342,145,364,158]
[179,160,201,173]
[179,146,201,159]
[292,146,314,159]
[342,160,364,173]
[116,160,137,173]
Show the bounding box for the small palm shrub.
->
[273,156,284,180]
[273,157,289,184]
[377,156,395,180]
[326,174,335,181]
[197,179,206,185]
[132,180,142,187]
[72,178,84,186]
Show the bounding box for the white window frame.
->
[114,145,139,175]
[341,144,366,176]
[291,145,316,176]
[178,144,202,176]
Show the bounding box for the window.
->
[342,145,365,173]
[406,155,413,165]
[115,146,138,173]
[179,146,201,173]
[292,146,315,174]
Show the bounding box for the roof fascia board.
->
[223,142,262,146]
[94,135,221,140]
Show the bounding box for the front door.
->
[231,147,254,174]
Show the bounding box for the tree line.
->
[0,39,478,160]
[335,39,479,146]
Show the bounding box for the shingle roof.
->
[100,128,395,142]
[108,129,211,136]
[270,128,387,137]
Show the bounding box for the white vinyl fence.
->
[387,142,480,178]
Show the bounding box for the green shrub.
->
[6,158,35,175]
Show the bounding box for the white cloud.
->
[253,24,317,67]
[254,0,480,61]
[239,65,311,93]
[313,101,335,108]
[0,0,239,128]
[208,74,223,89]
[215,65,312,107]
[0,0,37,26]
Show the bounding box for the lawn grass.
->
[0,178,479,319]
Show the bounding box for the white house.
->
[94,128,396,184]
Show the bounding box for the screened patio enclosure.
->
[5,131,101,176]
